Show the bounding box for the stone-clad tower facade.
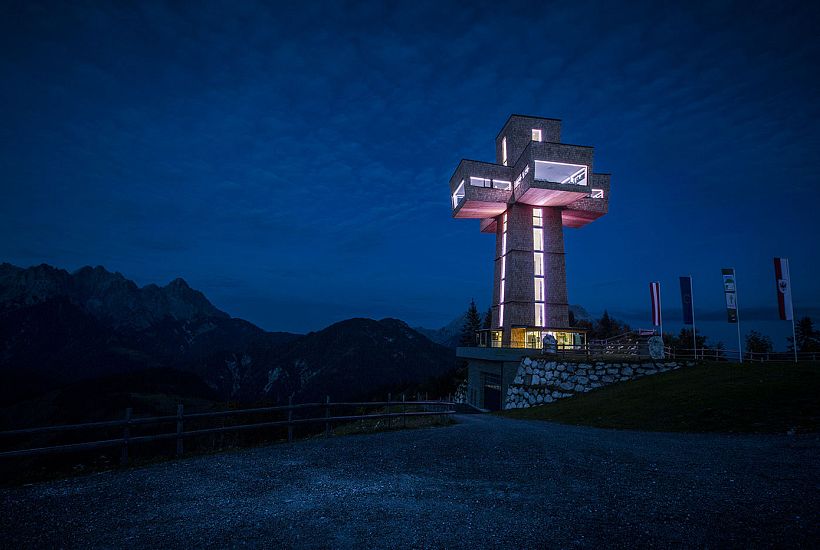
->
[449,115,610,348]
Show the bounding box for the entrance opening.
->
[481,372,502,411]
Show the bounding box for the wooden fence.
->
[0,395,455,464]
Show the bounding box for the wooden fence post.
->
[120,407,132,466]
[176,404,184,457]
[287,395,293,443]
[324,395,330,438]
[387,393,392,430]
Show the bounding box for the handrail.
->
[0,398,456,462]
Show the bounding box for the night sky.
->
[2,1,819,348]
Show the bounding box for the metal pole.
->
[736,270,743,363]
[387,393,392,430]
[659,282,664,339]
[402,394,406,429]
[120,407,131,466]
[324,395,330,438]
[176,404,184,457]
[691,274,697,360]
[792,318,798,363]
[287,396,293,443]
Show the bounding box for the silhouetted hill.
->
[0,263,455,418]
[226,318,456,403]
[415,313,466,348]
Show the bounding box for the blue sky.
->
[1,1,819,348]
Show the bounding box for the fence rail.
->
[0,396,455,462]
[665,348,820,362]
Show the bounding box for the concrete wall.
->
[495,115,562,167]
[491,202,569,336]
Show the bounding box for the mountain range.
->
[0,263,456,418]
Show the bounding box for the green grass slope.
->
[501,362,819,434]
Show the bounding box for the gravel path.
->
[1,415,818,548]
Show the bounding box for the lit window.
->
[534,160,587,186]
[533,228,543,251]
[452,180,465,209]
[493,180,511,191]
[534,278,544,301]
[532,129,541,142]
[591,188,604,199]
[470,176,492,188]
[532,208,543,227]
[534,252,543,276]
[535,303,545,327]
[499,212,508,327]
[502,137,508,166]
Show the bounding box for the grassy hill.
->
[501,361,819,434]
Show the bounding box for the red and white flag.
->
[649,281,662,327]
[774,257,793,321]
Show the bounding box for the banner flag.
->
[649,282,662,327]
[722,268,738,323]
[679,276,694,325]
[774,258,793,321]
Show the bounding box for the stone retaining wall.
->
[505,357,693,410]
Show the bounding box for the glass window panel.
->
[534,252,543,276]
[533,228,543,251]
[534,277,544,301]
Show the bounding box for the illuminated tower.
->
[449,115,610,348]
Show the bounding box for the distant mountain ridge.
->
[0,263,226,329]
[0,263,455,412]
[415,313,466,348]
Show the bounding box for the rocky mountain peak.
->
[0,263,227,328]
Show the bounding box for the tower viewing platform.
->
[449,115,611,350]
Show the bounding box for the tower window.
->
[502,137,508,166]
[591,188,604,199]
[532,129,542,142]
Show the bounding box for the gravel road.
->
[1,415,817,548]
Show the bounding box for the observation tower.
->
[449,115,610,348]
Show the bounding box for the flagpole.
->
[735,269,743,363]
[691,274,697,360]
[659,281,664,338]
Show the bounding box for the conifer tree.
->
[459,299,482,346]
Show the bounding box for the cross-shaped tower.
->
[449,115,610,349]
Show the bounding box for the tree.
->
[459,299,482,347]
[597,310,616,339]
[662,328,712,357]
[745,330,773,355]
[483,307,492,329]
[788,317,819,353]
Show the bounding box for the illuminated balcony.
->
[450,159,513,219]
[562,173,610,228]
[513,142,593,207]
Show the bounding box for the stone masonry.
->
[504,357,694,410]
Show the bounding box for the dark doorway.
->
[483,385,501,411]
[481,372,502,411]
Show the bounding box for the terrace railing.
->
[0,395,455,464]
